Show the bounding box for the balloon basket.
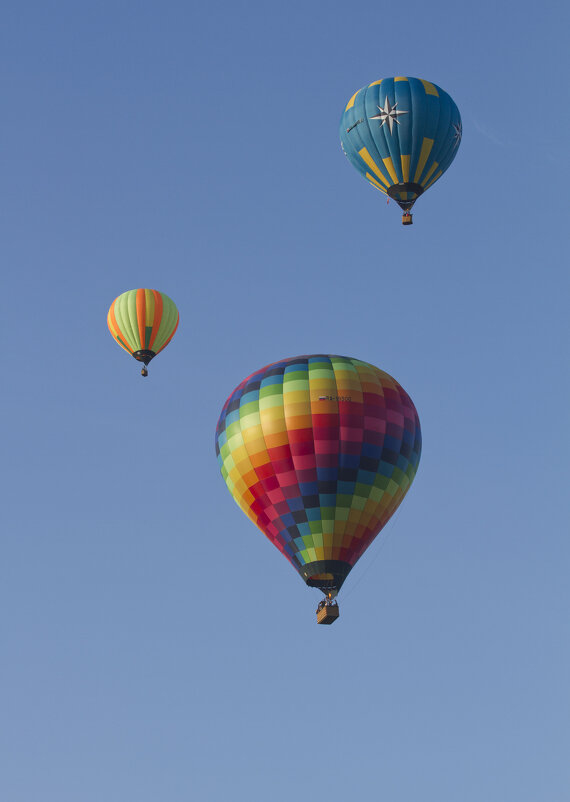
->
[402,213,413,225]
[316,602,340,625]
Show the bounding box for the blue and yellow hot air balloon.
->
[339,76,461,225]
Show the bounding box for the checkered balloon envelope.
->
[215,355,421,598]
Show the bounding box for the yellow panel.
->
[243,436,266,454]
[227,432,245,450]
[413,137,434,183]
[382,157,398,184]
[310,376,336,388]
[144,289,155,327]
[240,412,260,430]
[260,407,285,429]
[394,76,408,82]
[420,79,439,96]
[358,147,390,185]
[424,169,443,190]
[368,79,383,87]
[401,154,410,183]
[231,476,248,495]
[282,390,309,403]
[421,161,438,187]
[345,90,360,111]
[366,172,388,194]
[336,377,362,394]
[242,425,262,441]
[259,396,283,411]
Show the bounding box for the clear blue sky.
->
[1,2,569,800]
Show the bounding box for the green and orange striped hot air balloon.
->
[107,289,179,377]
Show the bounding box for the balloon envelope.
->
[107,289,179,368]
[339,76,461,215]
[215,355,421,595]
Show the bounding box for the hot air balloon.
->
[339,76,461,225]
[107,289,179,377]
[215,355,421,624]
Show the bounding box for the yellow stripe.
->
[144,288,155,327]
[358,147,390,186]
[413,137,434,183]
[345,90,360,111]
[421,161,438,187]
[424,169,443,190]
[368,79,382,87]
[382,156,398,184]
[401,154,410,183]
[394,76,408,82]
[365,173,388,194]
[420,79,439,97]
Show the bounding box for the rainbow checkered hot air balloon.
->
[340,76,461,225]
[215,355,421,622]
[107,289,179,377]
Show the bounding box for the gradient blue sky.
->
[2,2,569,800]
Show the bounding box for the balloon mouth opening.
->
[132,349,156,365]
[301,560,352,593]
[387,182,424,211]
[309,572,335,582]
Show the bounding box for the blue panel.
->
[307,507,322,521]
[319,494,337,508]
[240,390,260,407]
[356,469,377,486]
[339,452,361,469]
[362,441,383,459]
[384,435,402,452]
[317,467,338,482]
[296,522,312,537]
[378,460,396,477]
[286,496,304,512]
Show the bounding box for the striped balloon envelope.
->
[107,289,179,376]
[215,355,421,600]
[339,76,461,224]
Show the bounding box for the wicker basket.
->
[317,604,340,625]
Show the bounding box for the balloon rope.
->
[340,506,403,604]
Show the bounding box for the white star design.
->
[452,120,462,147]
[369,97,408,134]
